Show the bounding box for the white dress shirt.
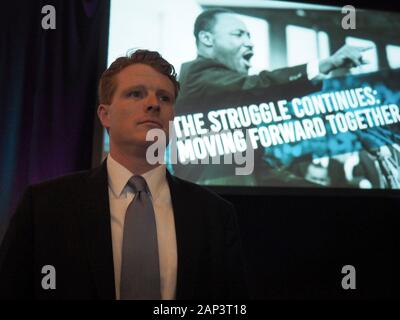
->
[106,155,177,300]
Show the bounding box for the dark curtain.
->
[0,0,110,242]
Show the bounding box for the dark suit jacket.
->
[0,161,248,299]
[175,55,310,114]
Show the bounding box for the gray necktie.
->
[120,175,161,300]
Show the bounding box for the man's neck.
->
[109,147,160,176]
[197,47,214,60]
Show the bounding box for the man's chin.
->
[133,139,154,148]
[236,65,249,75]
[135,137,168,151]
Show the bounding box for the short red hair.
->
[98,49,180,104]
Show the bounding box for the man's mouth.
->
[241,51,253,69]
[138,119,162,128]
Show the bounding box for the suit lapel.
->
[79,161,116,299]
[166,171,203,299]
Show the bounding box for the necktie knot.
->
[127,175,148,194]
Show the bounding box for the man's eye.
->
[160,95,171,102]
[127,90,142,98]
[232,31,244,37]
[231,31,249,39]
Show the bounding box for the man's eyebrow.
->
[120,85,174,99]
[157,88,174,96]
[231,29,250,35]
[120,85,145,95]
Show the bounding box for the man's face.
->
[98,63,175,152]
[210,13,254,74]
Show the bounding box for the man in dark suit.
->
[0,50,248,300]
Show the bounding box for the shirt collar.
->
[107,154,167,199]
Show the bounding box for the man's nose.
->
[243,35,253,48]
[145,93,160,112]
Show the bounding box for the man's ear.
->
[97,104,111,130]
[198,30,214,47]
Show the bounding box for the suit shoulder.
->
[183,57,229,74]
[28,168,94,194]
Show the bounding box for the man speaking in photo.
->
[173,8,371,185]
[176,8,370,113]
